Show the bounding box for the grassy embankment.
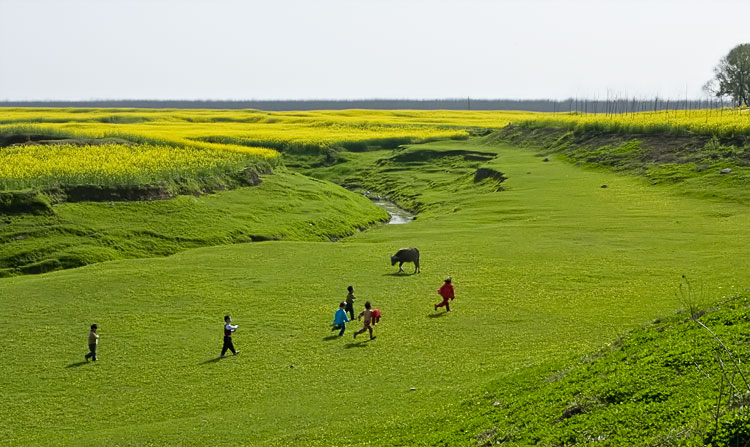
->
[448,291,750,446]
[498,121,750,205]
[3,132,750,445]
[0,172,389,277]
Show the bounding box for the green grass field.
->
[3,137,750,445]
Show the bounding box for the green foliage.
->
[710,43,750,107]
[0,190,52,214]
[705,411,750,446]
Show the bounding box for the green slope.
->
[459,293,750,446]
[0,171,388,276]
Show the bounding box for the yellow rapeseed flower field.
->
[0,107,747,190]
[516,108,750,136]
[0,143,266,190]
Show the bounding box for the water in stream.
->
[372,199,414,224]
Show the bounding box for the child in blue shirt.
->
[332,301,350,336]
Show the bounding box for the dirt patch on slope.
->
[0,166,271,215]
[496,125,712,158]
[383,148,497,164]
[494,125,750,167]
[473,168,507,191]
[0,134,135,148]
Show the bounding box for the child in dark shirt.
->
[345,286,356,321]
[85,324,99,362]
[221,315,240,358]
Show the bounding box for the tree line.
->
[0,98,729,112]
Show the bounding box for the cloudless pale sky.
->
[1,0,748,101]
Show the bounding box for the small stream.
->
[371,199,415,224]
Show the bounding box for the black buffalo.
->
[391,248,420,273]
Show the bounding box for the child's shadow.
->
[198,357,223,365]
[428,312,448,318]
[322,335,340,341]
[344,339,374,349]
[65,361,89,368]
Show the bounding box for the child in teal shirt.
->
[332,301,349,336]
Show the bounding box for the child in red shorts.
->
[354,301,376,340]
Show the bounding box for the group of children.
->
[332,285,383,340]
[331,278,455,341]
[85,279,456,360]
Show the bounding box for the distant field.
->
[0,107,748,191]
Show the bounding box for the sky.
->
[1,0,748,101]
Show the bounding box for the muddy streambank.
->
[0,166,271,216]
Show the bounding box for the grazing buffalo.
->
[391,247,420,273]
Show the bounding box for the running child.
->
[434,278,455,312]
[345,286,356,321]
[354,301,376,340]
[221,315,240,358]
[332,301,350,336]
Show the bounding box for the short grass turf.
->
[3,139,750,445]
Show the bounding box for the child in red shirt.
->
[434,278,455,312]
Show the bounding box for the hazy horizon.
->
[1,0,748,102]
